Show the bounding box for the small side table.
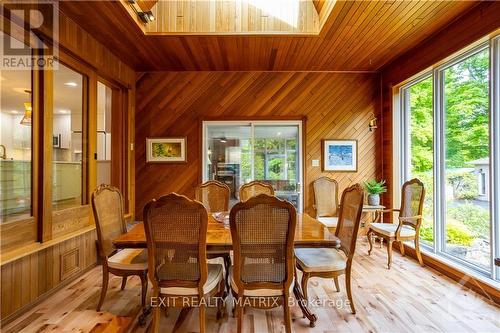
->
[360,205,385,243]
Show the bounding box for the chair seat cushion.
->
[160,264,223,296]
[317,216,338,228]
[229,266,291,297]
[294,248,347,273]
[369,223,416,238]
[108,249,148,271]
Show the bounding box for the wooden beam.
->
[137,0,158,12]
[312,0,325,14]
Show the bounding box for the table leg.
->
[138,305,152,326]
[293,267,317,327]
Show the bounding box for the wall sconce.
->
[128,0,155,23]
[369,115,378,132]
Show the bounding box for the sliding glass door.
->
[203,121,302,211]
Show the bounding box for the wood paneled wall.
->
[0,7,135,323]
[135,72,381,218]
[380,1,500,210]
[1,230,97,320]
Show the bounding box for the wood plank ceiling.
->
[141,0,335,35]
[59,1,480,71]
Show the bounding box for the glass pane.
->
[443,48,491,269]
[254,125,299,209]
[52,63,84,210]
[96,82,112,185]
[0,61,32,222]
[206,124,251,206]
[407,76,434,246]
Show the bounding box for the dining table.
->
[113,213,340,327]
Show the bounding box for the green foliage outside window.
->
[409,49,490,249]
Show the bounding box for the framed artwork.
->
[322,139,357,172]
[146,137,186,163]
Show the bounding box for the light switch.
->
[312,159,320,167]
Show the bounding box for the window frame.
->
[201,120,304,212]
[398,38,500,281]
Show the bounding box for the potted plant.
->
[364,179,387,206]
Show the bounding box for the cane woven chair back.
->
[399,178,425,227]
[313,177,339,217]
[239,181,274,202]
[143,193,208,287]
[196,180,230,213]
[91,184,127,259]
[230,194,296,291]
[335,184,364,258]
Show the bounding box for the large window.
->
[96,81,112,185]
[400,39,500,280]
[442,48,490,269]
[203,121,302,210]
[52,62,85,211]
[404,75,434,246]
[0,52,33,223]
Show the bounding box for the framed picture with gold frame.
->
[146,137,186,163]
[322,139,358,172]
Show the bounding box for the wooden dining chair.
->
[229,194,296,333]
[295,184,364,314]
[143,193,225,333]
[91,184,148,311]
[239,180,274,202]
[196,180,231,290]
[367,178,425,269]
[196,180,230,213]
[313,177,340,229]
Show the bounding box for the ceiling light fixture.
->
[20,90,32,126]
[64,81,78,87]
[128,0,155,23]
[20,102,32,126]
[10,110,19,114]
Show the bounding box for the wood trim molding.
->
[399,243,500,305]
[0,225,95,266]
[60,248,81,280]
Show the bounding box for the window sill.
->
[0,224,96,266]
[403,242,500,294]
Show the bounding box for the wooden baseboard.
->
[0,264,97,327]
[399,243,500,305]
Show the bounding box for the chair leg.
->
[97,266,109,311]
[386,239,393,269]
[140,273,148,308]
[223,253,231,292]
[283,292,292,333]
[367,230,374,255]
[399,241,405,257]
[345,269,356,314]
[236,297,244,333]
[301,272,310,300]
[414,236,425,267]
[120,276,127,290]
[151,292,161,333]
[199,300,206,333]
[333,276,340,292]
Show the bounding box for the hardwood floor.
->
[3,241,499,333]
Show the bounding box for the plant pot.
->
[368,194,380,206]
